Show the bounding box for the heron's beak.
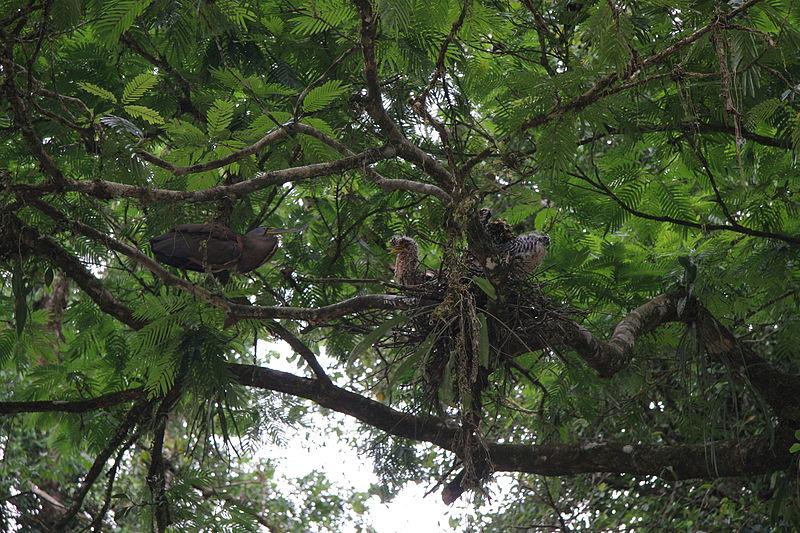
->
[387,247,401,255]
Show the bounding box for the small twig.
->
[567,170,800,245]
[294,45,358,118]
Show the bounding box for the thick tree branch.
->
[231,363,795,479]
[693,306,800,423]
[14,144,398,203]
[555,291,684,377]
[229,363,458,448]
[541,290,800,422]
[0,388,145,415]
[487,425,794,479]
[2,360,794,482]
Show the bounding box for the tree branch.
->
[351,0,455,189]
[487,425,794,479]
[267,322,333,387]
[519,0,767,131]
[554,291,684,377]
[569,170,800,245]
[578,122,791,150]
[231,363,795,479]
[293,123,452,202]
[2,356,794,484]
[2,212,146,330]
[136,125,292,176]
[14,144,398,203]
[20,199,421,325]
[0,388,145,415]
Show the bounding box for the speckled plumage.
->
[479,208,550,275]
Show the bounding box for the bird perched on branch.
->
[479,208,550,275]
[388,236,435,286]
[150,223,300,274]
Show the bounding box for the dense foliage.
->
[1,0,799,531]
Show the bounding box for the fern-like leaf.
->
[207,99,234,136]
[122,72,158,104]
[301,80,349,113]
[95,0,153,46]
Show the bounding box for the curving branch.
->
[554,290,684,377]
[351,0,455,189]
[539,289,800,422]
[13,144,398,203]
[293,123,452,202]
[136,125,293,176]
[229,363,458,448]
[231,363,795,479]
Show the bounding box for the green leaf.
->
[207,99,234,135]
[122,73,158,104]
[471,276,497,300]
[124,105,164,125]
[95,0,153,46]
[389,330,438,387]
[347,315,406,368]
[77,82,117,103]
[302,80,349,113]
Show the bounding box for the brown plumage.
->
[150,223,299,274]
[388,236,432,286]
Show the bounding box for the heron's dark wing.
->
[236,233,278,273]
[150,224,242,272]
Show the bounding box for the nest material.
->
[387,213,580,411]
